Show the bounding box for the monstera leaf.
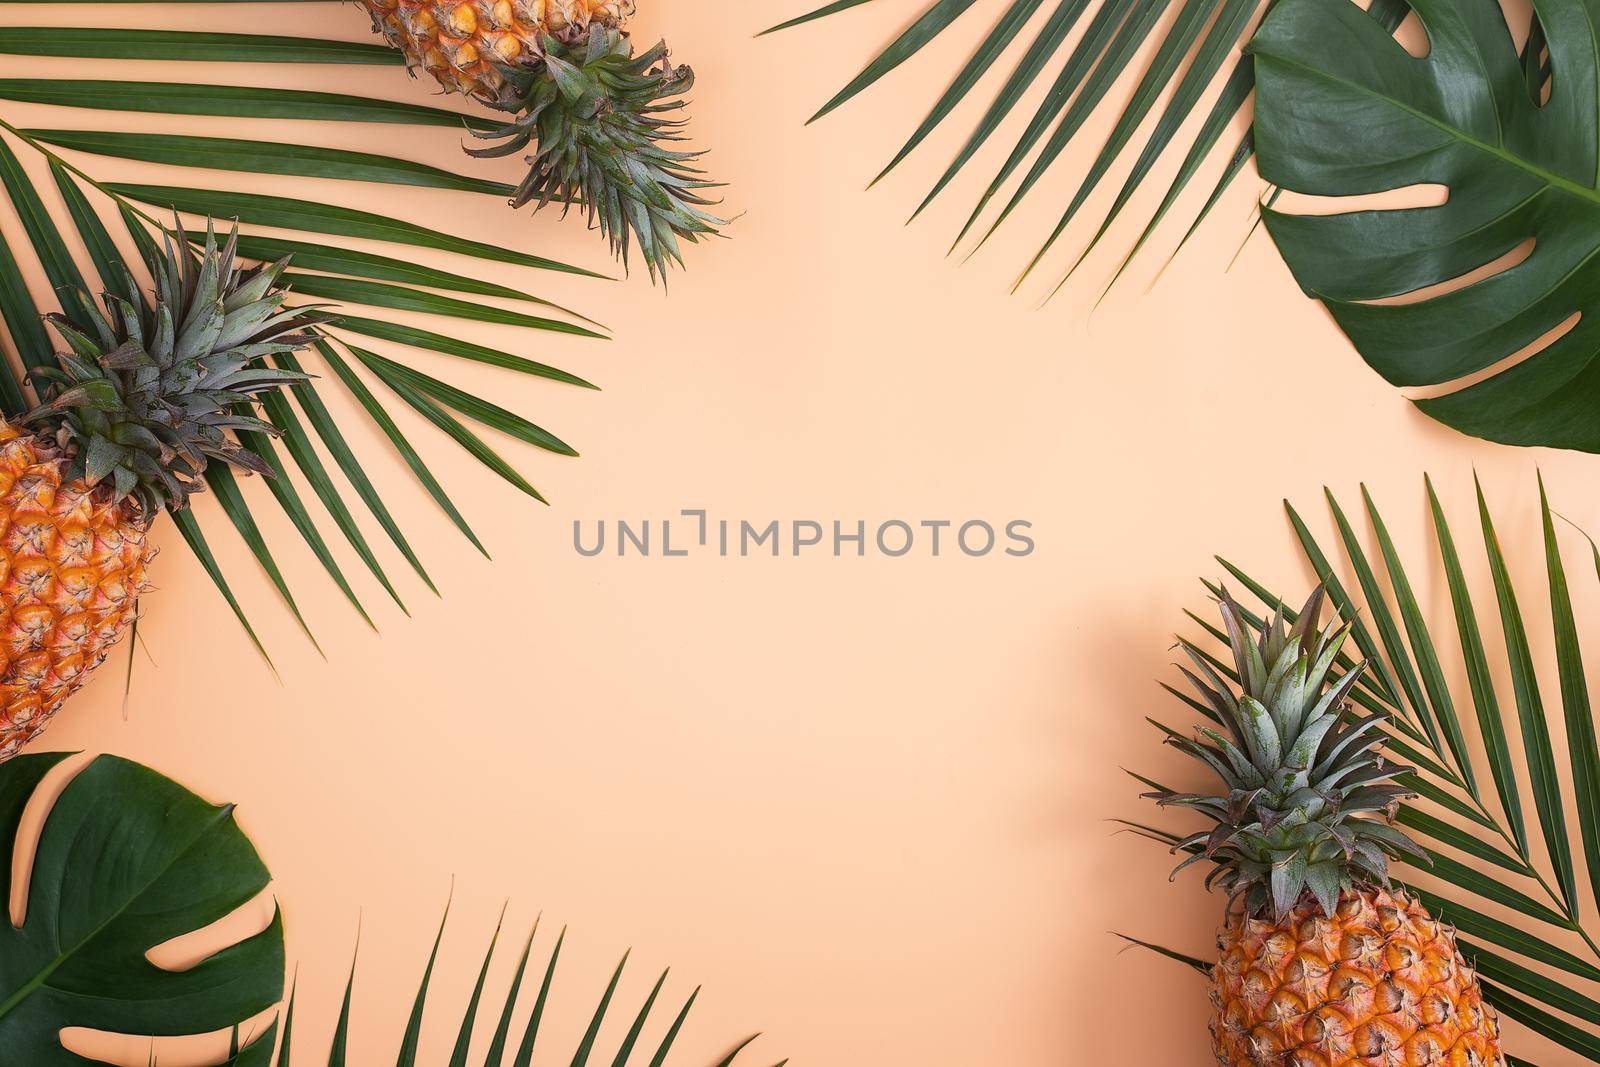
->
[1250,0,1600,452]
[0,752,284,1062]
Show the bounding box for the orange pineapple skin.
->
[1210,886,1505,1066]
[361,0,635,103]
[0,424,152,760]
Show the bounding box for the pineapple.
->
[1151,588,1505,1066]
[0,220,322,760]
[360,0,721,279]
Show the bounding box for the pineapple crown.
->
[467,27,724,281]
[1148,587,1426,922]
[24,218,327,516]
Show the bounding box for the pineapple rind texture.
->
[0,424,151,761]
[363,0,636,103]
[1210,886,1505,1067]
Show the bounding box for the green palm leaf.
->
[0,80,501,128]
[0,28,401,64]
[0,15,609,671]
[1250,0,1598,453]
[258,901,771,1067]
[764,0,1411,292]
[1136,476,1600,1060]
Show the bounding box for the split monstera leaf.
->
[0,753,774,1066]
[0,753,282,1061]
[1251,0,1600,455]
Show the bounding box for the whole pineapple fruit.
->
[360,0,721,279]
[0,220,322,760]
[1151,588,1505,1066]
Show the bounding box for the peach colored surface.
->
[0,1,1589,1064]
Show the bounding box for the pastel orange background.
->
[0,0,1590,1063]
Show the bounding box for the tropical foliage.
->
[763,0,1409,294]
[1251,0,1594,456]
[232,906,779,1067]
[0,13,608,662]
[0,752,283,1062]
[0,751,775,1065]
[1129,477,1600,1062]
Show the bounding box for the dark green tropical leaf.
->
[0,753,284,1063]
[1251,0,1600,452]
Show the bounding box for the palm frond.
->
[0,16,611,665]
[766,0,1413,294]
[1135,476,1600,1061]
[233,901,771,1067]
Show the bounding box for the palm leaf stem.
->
[0,114,160,230]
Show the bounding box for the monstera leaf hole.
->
[1275,181,1449,217]
[0,753,284,1065]
[1392,6,1430,58]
